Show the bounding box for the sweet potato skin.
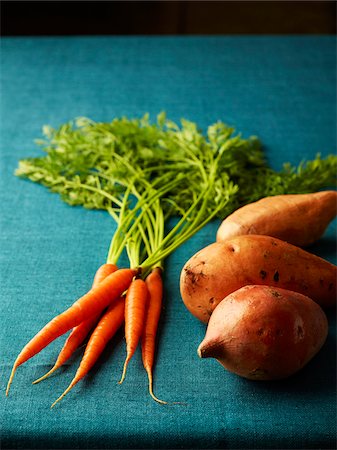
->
[197,285,328,380]
[216,191,337,247]
[180,235,336,323]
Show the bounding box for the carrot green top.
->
[15,113,337,273]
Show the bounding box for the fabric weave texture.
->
[0,36,336,449]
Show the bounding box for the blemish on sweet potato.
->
[297,326,304,339]
[249,368,269,378]
[206,308,213,318]
[184,267,206,285]
[260,270,267,280]
[271,290,281,297]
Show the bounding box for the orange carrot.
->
[51,295,125,408]
[141,267,167,404]
[6,267,136,395]
[33,264,118,384]
[91,263,119,286]
[119,278,149,384]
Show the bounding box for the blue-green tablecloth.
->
[1,36,336,449]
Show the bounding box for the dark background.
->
[1,1,336,36]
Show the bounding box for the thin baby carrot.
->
[51,295,125,408]
[91,263,119,286]
[141,267,167,404]
[6,267,136,395]
[33,264,118,384]
[119,278,149,384]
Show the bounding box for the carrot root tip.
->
[50,382,75,408]
[146,369,167,405]
[33,366,58,385]
[6,365,18,396]
[118,357,131,385]
[149,389,168,405]
[145,367,186,406]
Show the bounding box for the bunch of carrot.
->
[6,176,178,406]
[8,152,211,406]
[6,263,167,406]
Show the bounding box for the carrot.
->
[6,267,136,395]
[51,295,125,408]
[119,278,149,384]
[141,267,167,404]
[91,263,119,286]
[32,264,118,384]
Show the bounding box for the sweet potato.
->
[180,235,336,323]
[197,285,328,380]
[216,191,337,247]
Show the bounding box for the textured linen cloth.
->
[0,36,336,449]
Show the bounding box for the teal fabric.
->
[1,36,336,449]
